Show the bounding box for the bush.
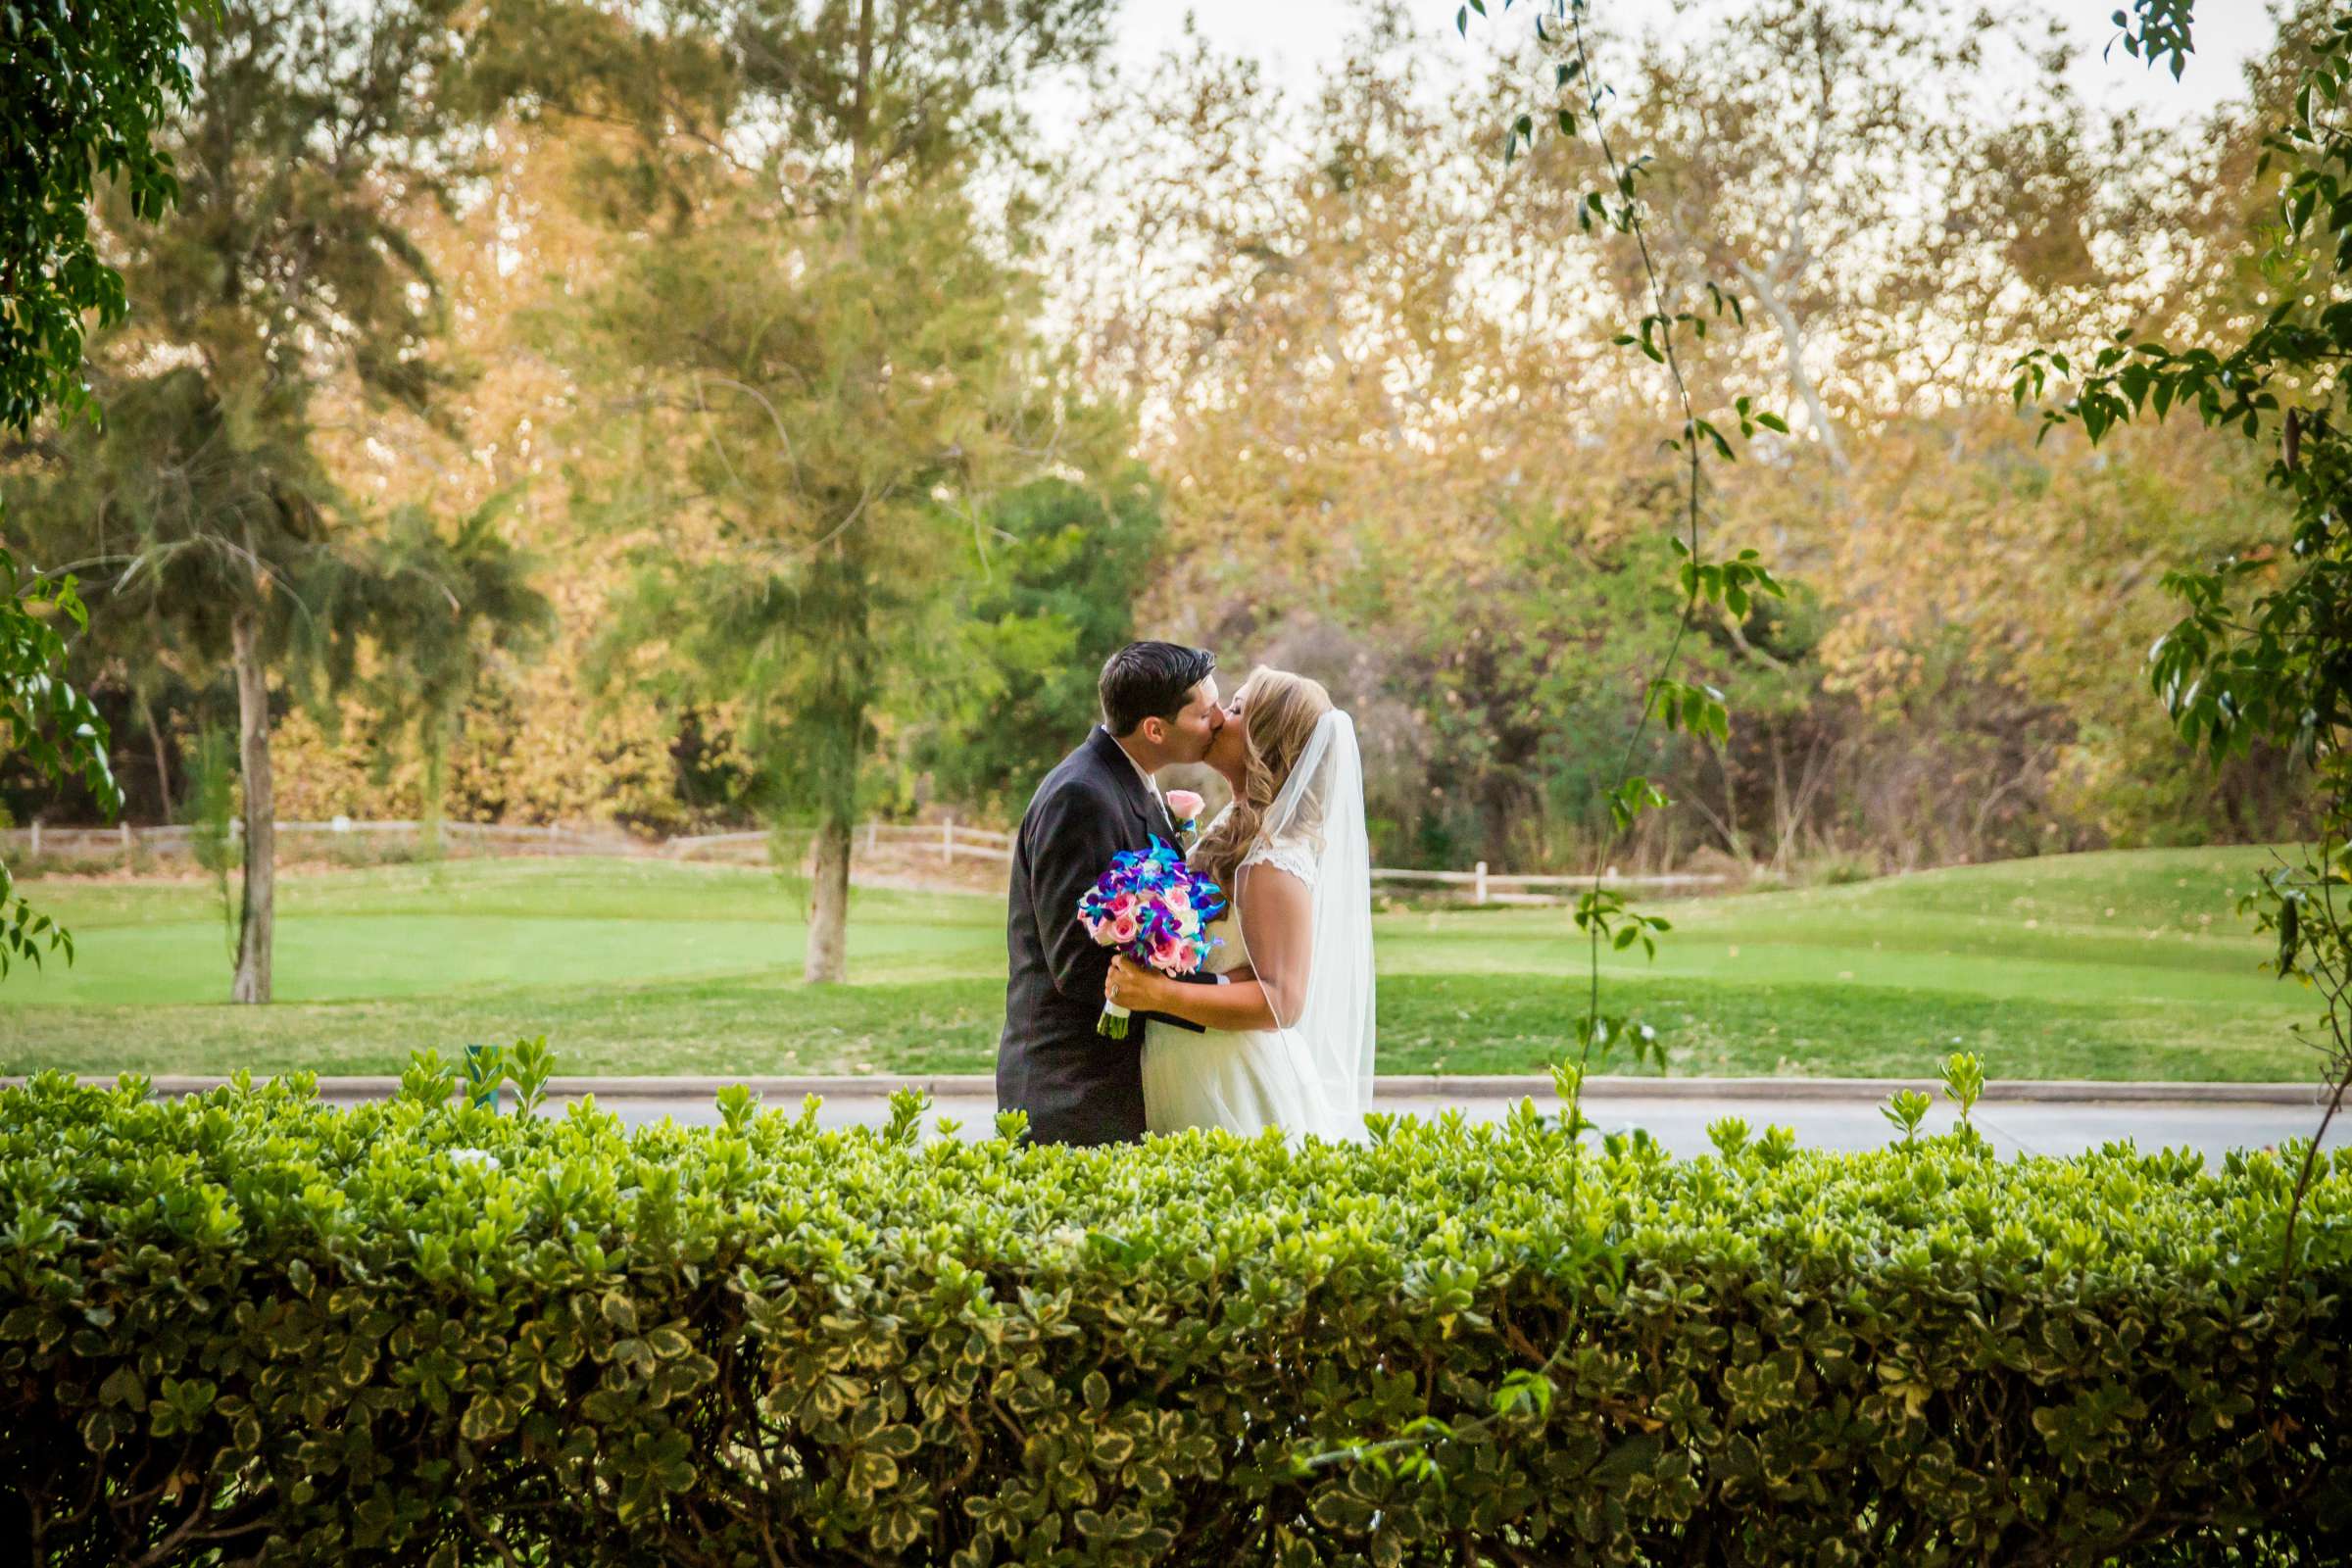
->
[2,1072,2347,1565]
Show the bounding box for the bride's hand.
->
[1105,956,1162,1011]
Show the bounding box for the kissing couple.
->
[998,641,1375,1147]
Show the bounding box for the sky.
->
[1090,0,2283,126]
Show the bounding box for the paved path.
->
[249,1077,2348,1160]
[551,1093,2343,1159]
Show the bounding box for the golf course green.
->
[0,845,2316,1081]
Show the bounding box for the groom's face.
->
[1154,676,1223,763]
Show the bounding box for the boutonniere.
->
[1166,789,1205,839]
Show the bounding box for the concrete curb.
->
[7,1073,2326,1106]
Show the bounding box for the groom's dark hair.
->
[1100,642,1216,737]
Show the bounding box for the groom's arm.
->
[1028,781,1125,1007]
[1028,780,1207,1034]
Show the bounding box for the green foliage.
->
[2110,0,2201,80]
[321,496,554,836]
[4,368,336,664]
[0,553,122,980]
[1880,1086,1933,1145]
[1943,1050,1988,1126]
[570,0,1120,980]
[0,564,119,814]
[921,473,1164,810]
[0,0,202,432]
[2014,9,2352,797]
[1,1070,2346,1562]
[1363,513,1793,868]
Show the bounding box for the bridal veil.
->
[1232,709,1375,1138]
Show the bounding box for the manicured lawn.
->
[0,847,2319,1080]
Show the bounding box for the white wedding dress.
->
[1142,710,1375,1142]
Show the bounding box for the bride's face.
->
[1205,689,1249,779]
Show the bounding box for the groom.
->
[999,642,1224,1146]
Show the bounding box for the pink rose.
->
[1109,914,1140,945]
[1165,887,1192,913]
[1167,789,1204,822]
[1153,937,1191,972]
[1109,892,1138,915]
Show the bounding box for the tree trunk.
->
[420,711,449,859]
[844,0,874,250]
[229,605,274,1004]
[137,685,171,815]
[809,0,873,979]
[804,811,852,984]
[1734,260,1850,477]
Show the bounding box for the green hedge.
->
[2,1073,2347,1565]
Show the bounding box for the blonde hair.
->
[1194,667,1334,891]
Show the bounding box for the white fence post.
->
[121,821,133,855]
[1473,860,1489,906]
[865,820,878,855]
[28,819,40,858]
[942,815,956,865]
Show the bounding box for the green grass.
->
[0,847,2322,1080]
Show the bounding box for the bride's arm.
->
[1237,863,1313,1026]
[1108,959,1276,1031]
[1102,865,1309,1030]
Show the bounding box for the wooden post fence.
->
[0,817,1725,902]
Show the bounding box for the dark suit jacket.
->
[998,726,1205,1146]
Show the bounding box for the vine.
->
[1298,0,1790,1484]
[1494,0,1788,1139]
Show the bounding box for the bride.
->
[1103,668,1375,1141]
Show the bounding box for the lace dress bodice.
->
[1240,836,1319,888]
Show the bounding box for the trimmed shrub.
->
[1,1073,2347,1565]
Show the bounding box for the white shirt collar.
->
[1111,734,1164,808]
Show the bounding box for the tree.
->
[0,556,120,977]
[919,471,1164,812]
[567,0,1115,983]
[316,499,554,850]
[1059,2,2297,872]
[1,0,205,975]
[3,0,523,1002]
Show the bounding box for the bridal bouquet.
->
[1076,836,1227,1038]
